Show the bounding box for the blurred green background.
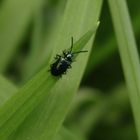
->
[0,0,139,140]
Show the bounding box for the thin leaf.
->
[0,74,82,140]
[108,0,140,139]
[0,29,94,140]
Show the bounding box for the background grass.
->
[0,0,139,140]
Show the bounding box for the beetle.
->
[50,37,88,77]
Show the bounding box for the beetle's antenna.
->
[70,37,74,52]
[72,50,88,54]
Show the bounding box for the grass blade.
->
[0,30,94,140]
[0,76,82,140]
[108,0,140,138]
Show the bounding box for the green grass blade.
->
[0,68,56,140]
[0,76,82,140]
[1,0,102,140]
[0,30,94,140]
[108,0,140,139]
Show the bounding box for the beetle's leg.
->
[57,54,61,57]
[63,50,67,57]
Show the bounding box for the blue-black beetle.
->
[50,37,88,76]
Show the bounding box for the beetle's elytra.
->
[50,37,88,77]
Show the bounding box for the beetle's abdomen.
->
[50,60,70,76]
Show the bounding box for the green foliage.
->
[0,0,139,140]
